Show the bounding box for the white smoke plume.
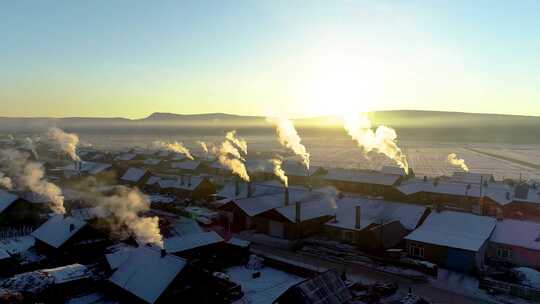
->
[24,137,39,159]
[153,141,194,160]
[268,117,310,169]
[0,149,65,214]
[447,153,469,172]
[213,131,250,181]
[225,131,247,155]
[0,172,12,190]
[270,158,288,187]
[343,113,409,173]
[197,141,209,154]
[99,187,163,248]
[7,134,14,141]
[48,127,80,161]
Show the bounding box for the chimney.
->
[247,182,253,197]
[284,187,289,206]
[295,201,301,224]
[355,206,361,229]
[235,179,240,197]
[161,249,166,258]
[69,223,75,232]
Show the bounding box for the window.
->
[409,243,425,258]
[496,247,512,259]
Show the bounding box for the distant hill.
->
[1,110,539,143]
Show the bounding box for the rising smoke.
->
[48,127,80,161]
[99,186,163,247]
[269,158,288,187]
[343,113,409,173]
[153,141,194,160]
[0,149,65,214]
[447,153,469,172]
[0,172,13,189]
[267,117,310,169]
[214,131,250,181]
[24,137,39,159]
[197,141,209,154]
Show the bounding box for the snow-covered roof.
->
[381,165,406,176]
[148,194,175,204]
[227,237,250,248]
[146,176,162,186]
[109,246,187,304]
[31,215,86,248]
[158,176,206,191]
[0,236,35,255]
[114,153,136,161]
[449,172,494,185]
[0,190,19,214]
[490,219,540,251]
[325,168,400,186]
[42,264,90,284]
[105,244,136,270]
[326,198,427,231]
[397,179,514,205]
[171,160,201,171]
[405,211,496,251]
[216,181,283,200]
[225,265,304,304]
[170,217,203,236]
[120,167,147,183]
[246,159,274,174]
[275,192,336,223]
[282,161,323,177]
[164,231,223,253]
[143,158,161,165]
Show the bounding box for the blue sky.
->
[1,1,539,118]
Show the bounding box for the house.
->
[170,160,203,173]
[62,161,112,178]
[404,211,496,273]
[31,215,107,258]
[157,176,215,201]
[274,269,352,304]
[499,182,540,221]
[120,167,151,187]
[449,172,494,185]
[109,245,189,304]
[325,198,429,250]
[324,168,402,196]
[0,190,41,227]
[282,161,326,186]
[487,219,540,270]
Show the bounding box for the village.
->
[0,130,538,304]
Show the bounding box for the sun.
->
[296,49,385,117]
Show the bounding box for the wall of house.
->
[405,240,479,273]
[487,242,540,270]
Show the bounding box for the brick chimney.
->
[284,187,289,206]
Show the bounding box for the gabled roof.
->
[109,246,187,304]
[63,161,112,175]
[490,219,540,251]
[326,198,427,231]
[325,168,400,186]
[0,190,19,214]
[121,168,147,183]
[164,231,223,253]
[282,161,323,177]
[143,159,161,165]
[146,176,162,186]
[216,181,283,200]
[171,160,201,170]
[105,243,136,270]
[381,165,406,176]
[32,215,86,248]
[70,207,108,221]
[405,211,496,251]
[114,153,136,161]
[274,192,336,223]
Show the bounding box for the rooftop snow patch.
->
[32,215,86,248]
[325,168,400,186]
[109,246,187,304]
[170,160,201,170]
[120,167,147,183]
[491,219,540,251]
[0,190,19,214]
[405,211,496,251]
[164,231,223,253]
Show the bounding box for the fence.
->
[0,226,34,240]
[479,277,540,302]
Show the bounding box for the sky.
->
[1,0,539,119]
